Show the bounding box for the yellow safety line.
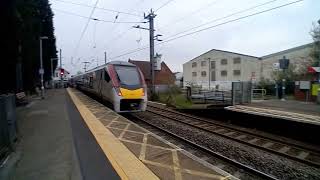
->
[67,88,159,180]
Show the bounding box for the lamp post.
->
[39,36,48,99]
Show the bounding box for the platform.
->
[225,104,320,126]
[68,88,236,180]
[11,89,119,180]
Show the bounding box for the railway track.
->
[129,113,278,180]
[146,104,320,169]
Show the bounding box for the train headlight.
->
[115,87,122,96]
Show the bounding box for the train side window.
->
[104,71,111,82]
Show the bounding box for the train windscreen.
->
[114,65,141,86]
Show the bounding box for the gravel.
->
[134,111,320,180]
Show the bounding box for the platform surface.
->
[68,88,236,180]
[12,89,119,180]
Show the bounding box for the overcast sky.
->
[50,0,320,74]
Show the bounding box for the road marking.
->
[172,150,182,180]
[139,134,148,161]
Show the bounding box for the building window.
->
[210,61,216,69]
[221,70,227,76]
[201,71,206,77]
[233,70,241,76]
[192,72,197,77]
[221,59,228,65]
[211,71,216,81]
[192,62,197,67]
[201,61,206,66]
[233,57,241,64]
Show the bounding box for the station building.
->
[183,43,314,90]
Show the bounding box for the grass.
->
[157,93,193,109]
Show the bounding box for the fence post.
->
[232,82,236,105]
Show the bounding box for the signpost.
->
[279,56,289,101]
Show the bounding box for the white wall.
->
[183,49,260,89]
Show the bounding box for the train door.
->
[101,68,113,101]
[93,70,102,94]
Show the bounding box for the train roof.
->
[71,61,136,78]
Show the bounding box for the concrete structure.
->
[183,43,314,90]
[183,49,260,90]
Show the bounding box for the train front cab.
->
[107,64,147,113]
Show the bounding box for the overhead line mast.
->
[134,9,162,96]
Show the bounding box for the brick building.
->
[128,59,175,92]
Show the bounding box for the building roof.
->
[128,59,173,80]
[128,60,151,79]
[260,43,314,59]
[186,48,260,64]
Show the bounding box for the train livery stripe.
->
[120,88,144,99]
[67,88,159,180]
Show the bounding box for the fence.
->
[0,94,17,160]
[188,89,232,104]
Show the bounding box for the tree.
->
[271,64,298,83]
[310,20,320,66]
[0,0,57,94]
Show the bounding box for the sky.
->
[50,0,320,74]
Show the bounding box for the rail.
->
[130,113,278,180]
[146,104,320,168]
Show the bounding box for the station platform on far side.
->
[225,99,320,126]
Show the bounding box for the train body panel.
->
[70,61,147,113]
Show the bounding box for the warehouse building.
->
[183,49,261,90]
[183,43,314,90]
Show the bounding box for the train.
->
[69,61,147,113]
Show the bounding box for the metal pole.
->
[59,49,62,88]
[148,9,155,95]
[208,58,210,90]
[39,38,44,99]
[50,59,54,79]
[59,49,62,68]
[104,51,107,64]
[281,78,286,101]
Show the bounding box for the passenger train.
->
[70,61,147,113]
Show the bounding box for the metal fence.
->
[189,89,232,104]
[0,94,17,159]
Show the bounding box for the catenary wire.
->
[73,0,99,65]
[155,0,175,12]
[52,0,142,17]
[53,8,146,23]
[106,0,304,61]
[162,0,279,41]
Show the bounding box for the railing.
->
[189,89,232,104]
[252,89,267,100]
